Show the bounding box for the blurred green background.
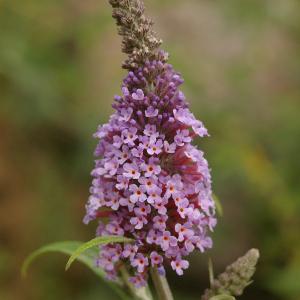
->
[1,0,300,299]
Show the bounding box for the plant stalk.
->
[150,267,174,300]
[119,264,139,298]
[119,264,153,300]
[208,257,214,287]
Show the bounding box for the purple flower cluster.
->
[84,52,216,286]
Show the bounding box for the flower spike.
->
[84,0,217,287]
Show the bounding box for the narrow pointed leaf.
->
[21,241,131,300]
[65,236,133,270]
[212,193,223,217]
[22,241,99,277]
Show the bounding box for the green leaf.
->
[209,295,236,300]
[21,240,132,300]
[65,236,133,271]
[21,241,100,277]
[212,193,223,216]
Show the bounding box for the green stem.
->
[150,267,174,300]
[119,264,154,300]
[119,264,139,298]
[208,257,214,287]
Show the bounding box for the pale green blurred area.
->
[0,0,299,299]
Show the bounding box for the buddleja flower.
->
[83,0,216,287]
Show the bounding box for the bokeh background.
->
[1,0,300,299]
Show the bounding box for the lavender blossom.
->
[84,0,216,288]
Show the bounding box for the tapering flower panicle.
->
[84,0,217,287]
[201,249,260,299]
